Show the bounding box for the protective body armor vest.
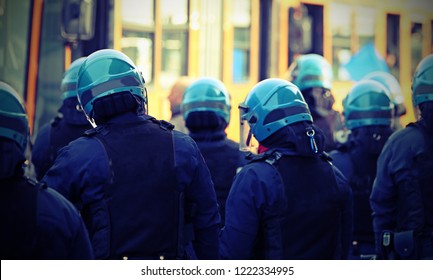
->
[191,130,245,225]
[252,152,344,259]
[334,144,377,243]
[87,118,181,259]
[399,123,433,234]
[0,177,39,259]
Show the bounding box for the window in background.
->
[0,0,31,98]
[386,14,400,80]
[232,0,251,83]
[411,22,423,76]
[121,0,154,84]
[357,6,375,47]
[161,0,188,89]
[330,3,351,81]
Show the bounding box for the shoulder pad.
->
[83,125,106,136]
[247,151,283,166]
[150,118,175,131]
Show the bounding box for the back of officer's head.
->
[343,80,394,155]
[61,57,87,100]
[286,54,334,117]
[181,77,231,133]
[77,49,147,127]
[59,57,90,124]
[363,71,406,118]
[412,54,433,129]
[240,78,324,155]
[0,82,29,178]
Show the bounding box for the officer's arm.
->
[177,134,221,259]
[219,166,263,260]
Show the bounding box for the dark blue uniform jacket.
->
[220,147,353,259]
[42,112,220,259]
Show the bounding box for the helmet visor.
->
[239,103,257,153]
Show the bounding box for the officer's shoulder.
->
[172,130,201,150]
[38,183,78,214]
[388,123,425,146]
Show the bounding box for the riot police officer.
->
[42,49,220,260]
[181,77,247,225]
[32,57,92,180]
[329,80,394,259]
[286,54,344,151]
[0,81,93,259]
[370,54,433,260]
[220,78,353,259]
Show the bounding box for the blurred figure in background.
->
[329,80,394,259]
[363,71,407,131]
[32,57,92,180]
[0,81,93,260]
[220,78,352,259]
[370,54,433,260]
[286,53,344,151]
[42,49,220,260]
[168,76,194,133]
[181,77,247,226]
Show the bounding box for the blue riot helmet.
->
[343,80,394,130]
[286,54,334,117]
[181,77,231,130]
[77,49,147,127]
[363,71,406,117]
[0,81,28,153]
[412,54,433,107]
[61,57,87,100]
[239,78,313,151]
[286,54,333,92]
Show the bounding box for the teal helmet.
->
[239,78,312,149]
[287,54,333,91]
[363,71,406,116]
[343,80,394,130]
[0,81,28,152]
[412,54,433,106]
[181,77,231,124]
[61,57,87,100]
[77,49,147,122]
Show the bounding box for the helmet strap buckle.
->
[306,127,318,154]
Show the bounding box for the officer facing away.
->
[0,81,94,259]
[363,71,407,131]
[32,57,93,180]
[370,54,433,260]
[42,49,220,260]
[286,54,344,151]
[181,77,247,226]
[220,78,353,259]
[329,80,394,259]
